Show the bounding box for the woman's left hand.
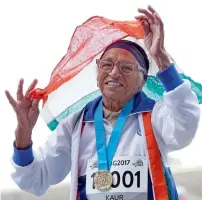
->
[135,5,171,70]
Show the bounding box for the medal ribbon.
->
[94,98,134,171]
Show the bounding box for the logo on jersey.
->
[90,161,98,169]
[132,159,143,167]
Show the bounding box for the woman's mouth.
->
[106,81,123,87]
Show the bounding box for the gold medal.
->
[94,170,113,191]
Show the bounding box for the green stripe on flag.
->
[47,74,202,131]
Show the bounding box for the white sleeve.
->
[152,80,201,152]
[11,117,72,196]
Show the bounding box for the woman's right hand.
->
[5,79,40,149]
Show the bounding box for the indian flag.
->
[28,16,202,131]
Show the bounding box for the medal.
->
[94,97,135,191]
[94,170,113,191]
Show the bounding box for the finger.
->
[32,99,40,109]
[135,16,151,38]
[148,5,162,25]
[17,79,24,101]
[135,16,150,35]
[153,13,159,25]
[148,5,157,14]
[25,79,38,97]
[142,20,150,36]
[135,15,148,21]
[154,12,163,27]
[138,8,154,22]
[154,13,164,45]
[5,90,17,110]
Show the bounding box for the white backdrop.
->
[0,0,202,192]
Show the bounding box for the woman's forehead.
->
[101,48,137,62]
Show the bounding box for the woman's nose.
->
[109,65,121,77]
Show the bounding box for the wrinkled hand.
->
[5,79,40,149]
[135,5,170,70]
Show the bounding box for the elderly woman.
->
[5,6,200,200]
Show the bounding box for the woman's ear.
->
[97,73,99,88]
[138,73,145,91]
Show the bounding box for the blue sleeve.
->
[13,142,34,167]
[156,63,184,92]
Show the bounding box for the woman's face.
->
[97,48,144,101]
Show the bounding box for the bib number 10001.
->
[91,170,140,189]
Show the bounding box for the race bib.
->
[86,156,148,200]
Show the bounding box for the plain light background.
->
[0,0,202,191]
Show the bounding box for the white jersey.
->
[11,70,201,200]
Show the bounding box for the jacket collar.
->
[83,91,155,122]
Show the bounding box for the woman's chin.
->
[103,88,124,100]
